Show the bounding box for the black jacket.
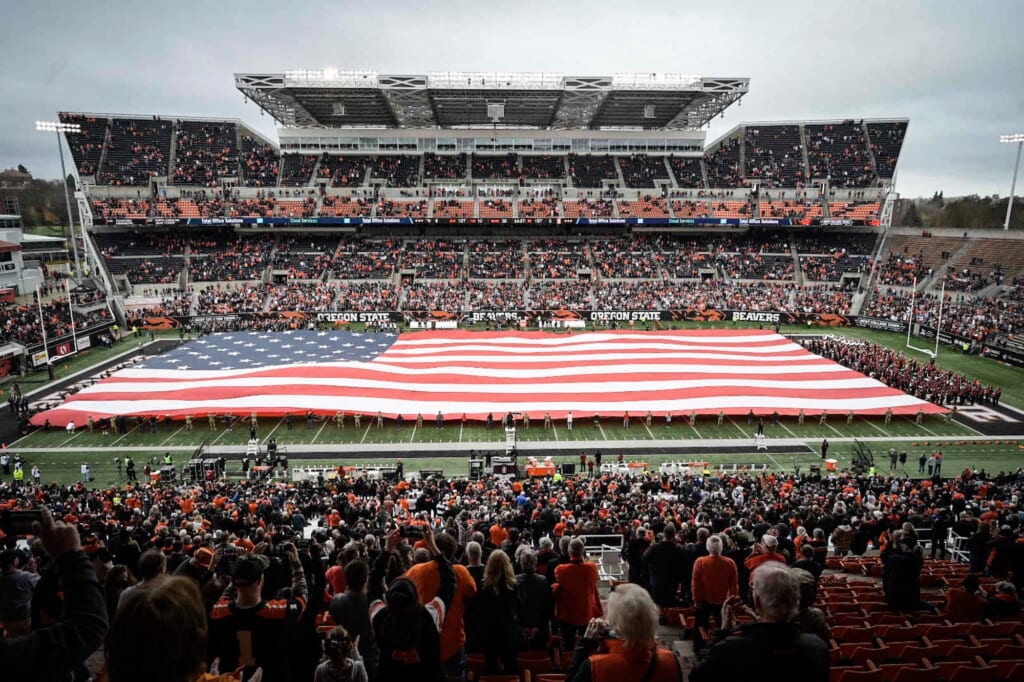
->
[691,622,828,682]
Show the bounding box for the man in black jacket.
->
[515,549,552,651]
[0,507,109,680]
[691,563,828,682]
[642,523,687,606]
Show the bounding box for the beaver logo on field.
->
[814,313,850,327]
[139,316,180,330]
[548,309,582,321]
[428,310,457,320]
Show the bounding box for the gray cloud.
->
[1,0,1021,198]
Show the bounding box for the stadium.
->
[2,25,1024,681]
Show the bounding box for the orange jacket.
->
[691,554,739,605]
[554,558,603,626]
[589,640,681,682]
[406,559,477,661]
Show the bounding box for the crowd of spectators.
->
[281,155,318,186]
[189,235,274,282]
[568,154,618,188]
[591,238,661,279]
[468,241,524,279]
[617,155,670,188]
[58,113,108,176]
[806,122,875,188]
[466,281,528,311]
[194,283,268,314]
[669,157,704,188]
[519,197,560,218]
[98,118,173,186]
[402,241,463,279]
[402,282,465,311]
[744,125,805,188]
[472,154,518,180]
[520,155,565,179]
[370,155,421,187]
[334,240,402,280]
[173,122,238,186]
[241,135,280,188]
[561,198,614,218]
[319,155,369,187]
[861,287,1024,342]
[875,251,928,287]
[0,294,110,348]
[705,137,742,187]
[528,242,588,279]
[7,424,1024,679]
[867,121,908,178]
[423,153,467,180]
[528,281,592,310]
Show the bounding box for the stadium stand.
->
[618,154,671,188]
[867,120,908,178]
[320,195,372,217]
[173,120,238,186]
[240,134,280,187]
[618,195,670,218]
[376,199,428,218]
[423,152,466,180]
[471,153,518,179]
[98,117,173,185]
[280,154,318,186]
[520,154,565,179]
[744,124,806,187]
[705,135,743,187]
[568,154,618,187]
[806,121,875,188]
[58,112,108,176]
[318,154,369,187]
[370,155,421,187]
[668,156,704,188]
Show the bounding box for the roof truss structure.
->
[235,72,749,131]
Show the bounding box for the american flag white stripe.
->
[31,329,945,427]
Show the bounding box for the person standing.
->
[820,439,828,460]
[917,452,927,474]
[691,535,739,638]
[642,524,687,608]
[567,411,573,431]
[476,550,521,675]
[553,538,602,650]
[689,565,828,682]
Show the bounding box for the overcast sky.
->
[2,0,1021,198]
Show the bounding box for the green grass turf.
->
[11,413,980,450]
[8,325,1024,484]
[13,440,1023,488]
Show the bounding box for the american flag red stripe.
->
[32,329,945,427]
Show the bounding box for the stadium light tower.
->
[35,120,82,279]
[1002,133,1024,231]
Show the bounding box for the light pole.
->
[35,120,82,278]
[1001,134,1024,231]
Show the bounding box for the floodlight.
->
[1001,133,1024,230]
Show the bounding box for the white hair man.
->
[690,535,738,645]
[690,563,829,681]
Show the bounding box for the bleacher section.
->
[471,153,518,180]
[520,155,565,179]
[806,121,875,188]
[568,154,617,188]
[867,121,908,178]
[618,155,670,188]
[318,155,369,187]
[240,134,280,187]
[668,157,703,188]
[280,155,317,186]
[99,118,173,186]
[706,136,742,187]
[58,113,108,176]
[370,155,420,187]
[173,121,238,186]
[744,124,805,187]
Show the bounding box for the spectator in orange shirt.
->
[743,535,787,577]
[553,538,603,650]
[691,535,738,635]
[942,575,986,623]
[405,532,477,679]
[489,517,509,548]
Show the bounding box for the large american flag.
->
[32,329,944,427]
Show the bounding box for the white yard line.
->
[313,419,329,444]
[159,426,186,446]
[359,422,372,444]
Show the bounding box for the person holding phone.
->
[0,507,109,679]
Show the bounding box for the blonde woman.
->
[475,550,522,675]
